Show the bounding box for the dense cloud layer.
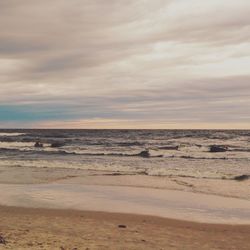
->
[0,0,250,128]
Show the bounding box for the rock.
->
[209,145,227,153]
[0,236,6,245]
[138,150,150,158]
[34,142,43,148]
[234,175,250,181]
[118,224,127,228]
[50,142,65,148]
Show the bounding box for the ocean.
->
[0,129,249,180]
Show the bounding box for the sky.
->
[0,0,250,129]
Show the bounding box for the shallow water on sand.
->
[1,183,250,224]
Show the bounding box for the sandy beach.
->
[1,206,250,250]
[0,167,250,249]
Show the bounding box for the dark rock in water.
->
[209,145,227,153]
[34,141,43,148]
[50,141,65,148]
[0,235,6,245]
[138,150,150,158]
[118,224,127,228]
[234,175,250,181]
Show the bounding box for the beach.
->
[0,170,250,249]
[1,206,250,250]
[0,130,250,249]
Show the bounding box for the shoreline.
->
[0,165,249,200]
[1,205,250,249]
[1,183,250,225]
[1,163,250,249]
[2,204,250,227]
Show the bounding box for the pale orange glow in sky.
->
[30,119,249,130]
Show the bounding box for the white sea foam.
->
[0,132,26,137]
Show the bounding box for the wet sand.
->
[1,206,250,250]
[1,183,250,224]
[0,165,250,200]
[0,165,250,249]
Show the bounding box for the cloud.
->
[0,0,249,128]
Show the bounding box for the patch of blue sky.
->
[0,105,75,122]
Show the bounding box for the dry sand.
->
[1,206,250,250]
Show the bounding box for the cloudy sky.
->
[0,0,250,129]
